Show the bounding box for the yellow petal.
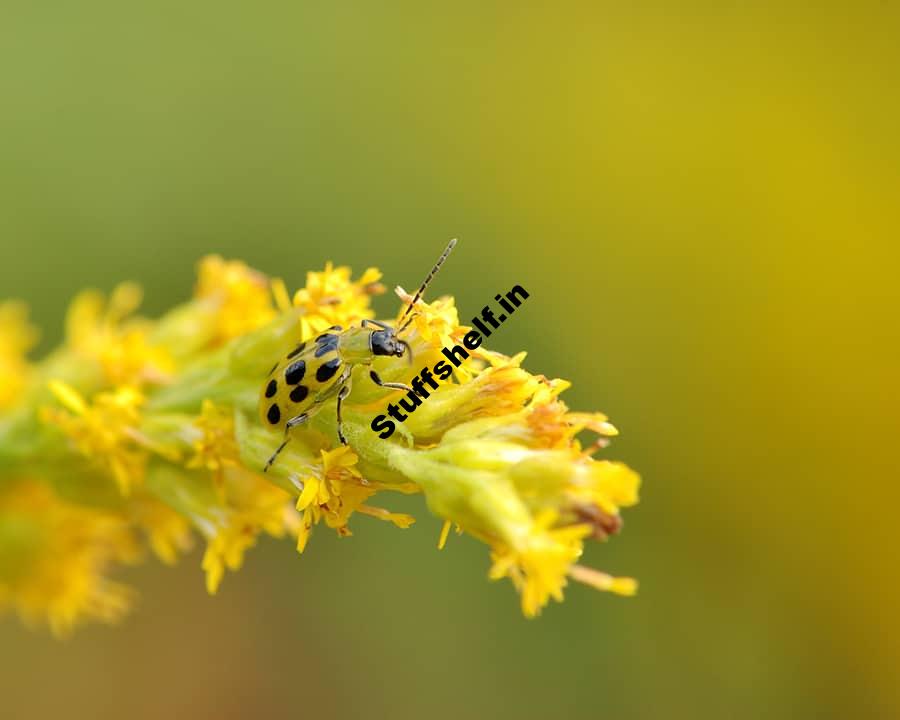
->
[295,476,319,511]
[437,519,452,549]
[47,380,87,415]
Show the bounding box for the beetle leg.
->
[335,381,352,445]
[361,318,392,330]
[369,369,412,392]
[264,412,310,472]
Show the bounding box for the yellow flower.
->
[0,480,140,637]
[129,496,194,566]
[195,255,276,344]
[65,284,173,386]
[488,510,592,617]
[486,510,637,618]
[291,262,384,339]
[200,468,294,594]
[40,381,151,496]
[186,399,241,492]
[293,446,414,553]
[0,301,39,409]
[394,287,467,350]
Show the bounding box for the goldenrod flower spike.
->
[0,253,640,634]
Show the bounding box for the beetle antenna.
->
[397,238,457,331]
[398,311,417,334]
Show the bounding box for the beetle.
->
[260,238,457,471]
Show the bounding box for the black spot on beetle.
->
[289,385,309,403]
[285,360,306,385]
[267,404,281,425]
[316,358,341,382]
[287,342,306,359]
[265,379,277,398]
[314,335,339,357]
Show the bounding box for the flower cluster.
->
[0,254,639,634]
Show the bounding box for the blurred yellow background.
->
[1,3,898,719]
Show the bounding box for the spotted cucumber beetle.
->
[260,238,457,471]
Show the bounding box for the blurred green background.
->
[1,3,898,719]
